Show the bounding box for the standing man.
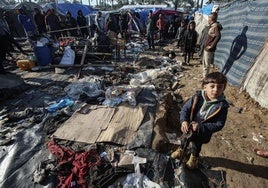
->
[45,9,61,41]
[77,10,89,38]
[202,12,221,78]
[156,13,166,41]
[95,11,105,34]
[146,10,155,50]
[33,8,46,35]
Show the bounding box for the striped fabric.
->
[215,0,268,86]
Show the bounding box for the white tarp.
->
[243,38,268,109]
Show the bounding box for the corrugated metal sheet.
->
[214,0,268,86]
[243,38,268,109]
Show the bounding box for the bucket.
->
[17,60,36,70]
[34,46,52,66]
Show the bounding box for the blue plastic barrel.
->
[34,46,52,66]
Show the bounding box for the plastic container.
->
[16,60,36,70]
[34,46,52,66]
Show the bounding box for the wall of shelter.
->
[214,0,268,86]
[242,38,268,109]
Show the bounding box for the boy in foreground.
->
[171,72,229,169]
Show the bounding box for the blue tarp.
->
[43,3,96,18]
[195,3,214,15]
[214,0,268,86]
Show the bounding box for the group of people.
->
[147,11,222,79]
[17,7,89,40]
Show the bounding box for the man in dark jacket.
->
[77,10,89,38]
[34,8,46,35]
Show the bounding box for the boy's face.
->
[204,83,225,100]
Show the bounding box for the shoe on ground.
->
[171,147,182,159]
[186,154,198,169]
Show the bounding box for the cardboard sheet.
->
[97,105,147,145]
[53,107,115,143]
[53,105,147,145]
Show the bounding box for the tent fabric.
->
[195,3,214,15]
[119,6,171,32]
[214,0,268,86]
[153,9,183,16]
[42,3,96,18]
[242,38,268,109]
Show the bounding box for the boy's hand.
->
[191,121,198,132]
[181,121,189,134]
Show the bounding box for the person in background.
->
[106,16,118,45]
[146,10,155,50]
[119,13,128,38]
[3,11,19,37]
[95,11,105,34]
[183,21,198,65]
[202,12,222,78]
[65,11,78,37]
[77,10,89,38]
[33,8,46,35]
[0,19,26,74]
[171,72,229,169]
[156,14,166,41]
[198,24,210,62]
[17,6,36,39]
[175,20,186,49]
[0,18,27,59]
[45,9,61,41]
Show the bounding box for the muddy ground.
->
[165,44,268,188]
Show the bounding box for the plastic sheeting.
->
[214,0,268,86]
[242,38,268,109]
[0,114,57,188]
[195,3,214,15]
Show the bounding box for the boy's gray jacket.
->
[180,90,229,139]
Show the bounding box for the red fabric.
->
[47,140,101,188]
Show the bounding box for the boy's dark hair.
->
[202,72,227,87]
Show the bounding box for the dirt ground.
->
[1,39,268,187]
[165,44,268,188]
